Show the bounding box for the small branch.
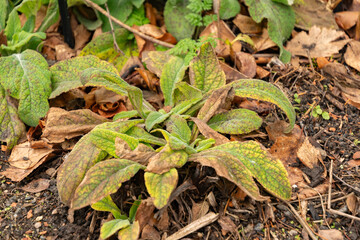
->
[104,3,123,55]
[165,212,219,240]
[327,209,360,222]
[283,201,318,240]
[82,0,175,48]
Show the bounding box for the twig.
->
[327,209,360,222]
[332,174,360,194]
[165,212,219,240]
[327,160,333,209]
[82,0,175,48]
[282,200,318,240]
[104,3,123,55]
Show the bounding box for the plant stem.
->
[58,0,75,48]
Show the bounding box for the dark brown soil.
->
[1,65,359,240]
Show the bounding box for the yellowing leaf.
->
[0,85,26,150]
[57,134,108,205]
[118,221,140,240]
[160,56,187,107]
[231,79,295,133]
[166,114,191,144]
[146,145,188,174]
[142,51,171,77]
[0,49,51,126]
[145,168,178,208]
[72,159,145,210]
[189,43,226,93]
[50,55,118,99]
[189,141,291,200]
[208,109,262,134]
[101,219,130,240]
[80,28,138,72]
[91,195,125,220]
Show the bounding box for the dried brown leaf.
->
[318,229,343,240]
[42,108,109,143]
[346,193,359,215]
[192,200,209,221]
[233,14,262,34]
[115,138,156,165]
[191,117,229,146]
[286,26,350,58]
[335,11,359,30]
[231,52,257,78]
[20,178,50,193]
[345,40,360,72]
[135,199,155,230]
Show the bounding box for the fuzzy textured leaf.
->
[164,0,195,41]
[0,85,26,150]
[50,55,118,98]
[99,0,133,32]
[146,145,188,174]
[0,0,7,31]
[208,109,262,134]
[101,219,130,240]
[189,43,226,93]
[244,0,295,62]
[118,221,140,240]
[37,0,59,32]
[145,111,171,131]
[89,120,143,156]
[0,49,51,126]
[125,126,166,146]
[142,51,171,77]
[72,159,145,210]
[231,79,295,133]
[17,0,42,18]
[80,29,138,72]
[189,141,291,200]
[219,0,241,20]
[57,134,108,205]
[145,168,178,208]
[91,195,125,219]
[166,114,191,144]
[160,56,187,107]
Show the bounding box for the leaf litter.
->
[1,0,360,239]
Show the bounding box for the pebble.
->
[254,223,264,231]
[51,209,58,215]
[25,195,32,201]
[34,207,42,215]
[34,222,42,229]
[35,216,43,221]
[289,230,298,236]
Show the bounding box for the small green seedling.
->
[311,105,330,120]
[293,93,301,104]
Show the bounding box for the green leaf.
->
[17,0,42,18]
[244,0,295,62]
[57,134,108,205]
[126,126,166,146]
[89,120,143,156]
[208,109,263,134]
[1,31,46,53]
[118,221,140,240]
[50,55,118,99]
[146,145,188,174]
[0,49,51,126]
[99,0,133,32]
[194,138,215,152]
[128,197,141,222]
[189,141,291,200]
[4,9,22,40]
[219,0,241,20]
[322,111,330,120]
[125,4,149,27]
[113,110,139,121]
[174,82,203,105]
[80,28,138,72]
[0,85,26,150]
[131,0,145,8]
[101,219,131,239]
[145,111,171,131]
[0,0,8,31]
[164,0,195,41]
[166,114,191,144]
[91,195,126,219]
[154,129,196,153]
[72,159,145,210]
[37,0,58,32]
[231,79,295,133]
[189,43,226,93]
[22,15,35,32]
[145,168,178,208]
[160,56,187,107]
[272,0,294,5]
[73,7,102,31]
